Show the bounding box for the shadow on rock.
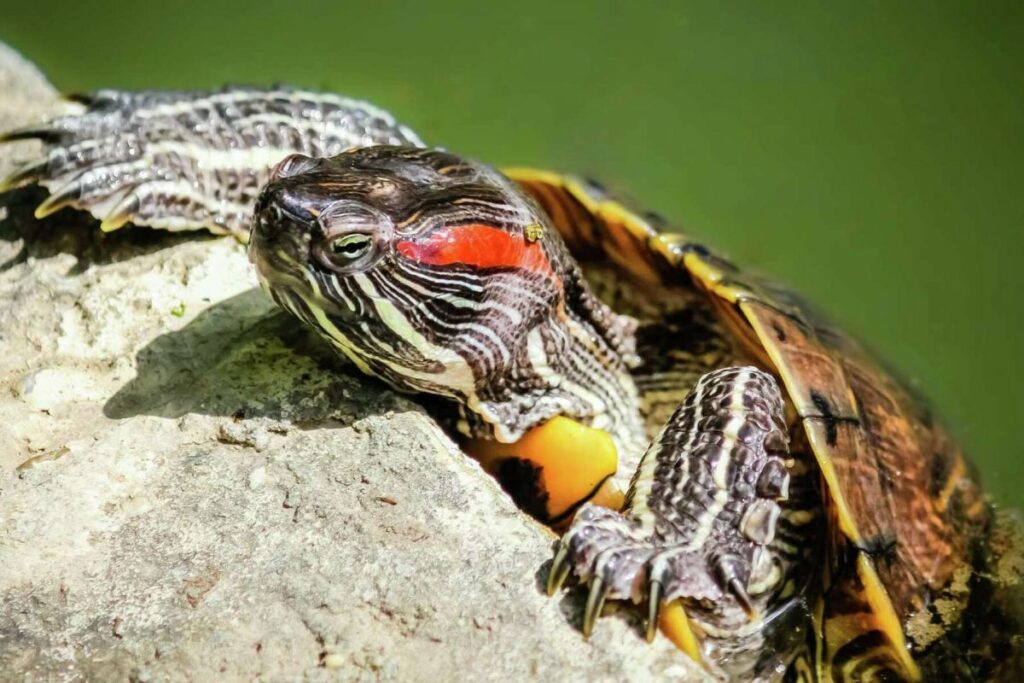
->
[105,288,406,425]
[0,186,214,273]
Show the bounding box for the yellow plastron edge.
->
[466,416,624,521]
[856,555,921,681]
[659,600,706,667]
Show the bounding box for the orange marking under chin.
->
[396,223,552,276]
[466,416,621,524]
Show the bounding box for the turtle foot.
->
[0,87,422,237]
[547,367,821,677]
[549,501,735,645]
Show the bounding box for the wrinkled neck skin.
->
[454,259,649,478]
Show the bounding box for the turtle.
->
[1,88,1021,681]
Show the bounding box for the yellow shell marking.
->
[659,600,706,667]
[466,416,622,521]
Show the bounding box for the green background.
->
[4,1,1022,505]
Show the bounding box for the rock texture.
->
[0,44,706,681]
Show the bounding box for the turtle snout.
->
[248,180,320,280]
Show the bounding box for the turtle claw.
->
[645,580,663,642]
[62,92,95,106]
[547,543,571,596]
[581,577,608,638]
[548,499,752,654]
[0,125,59,144]
[100,193,139,232]
[728,578,756,619]
[34,181,79,219]
[715,554,758,619]
[0,160,48,193]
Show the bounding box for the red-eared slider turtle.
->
[2,88,1021,681]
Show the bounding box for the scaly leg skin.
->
[0,87,422,237]
[548,366,821,680]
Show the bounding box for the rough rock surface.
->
[0,44,707,681]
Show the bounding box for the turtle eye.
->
[330,233,373,260]
[311,200,393,273]
[314,230,381,272]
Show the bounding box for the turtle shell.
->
[505,168,1019,680]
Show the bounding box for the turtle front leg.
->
[0,87,422,237]
[548,366,820,678]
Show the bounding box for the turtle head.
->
[249,150,404,312]
[250,145,640,446]
[248,146,580,416]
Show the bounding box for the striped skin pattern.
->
[0,87,422,234]
[248,147,649,479]
[550,367,820,680]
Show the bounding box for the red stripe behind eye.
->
[396,224,552,276]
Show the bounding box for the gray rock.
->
[0,44,707,682]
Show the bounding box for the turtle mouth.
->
[249,237,356,326]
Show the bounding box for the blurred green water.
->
[3,1,1022,505]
